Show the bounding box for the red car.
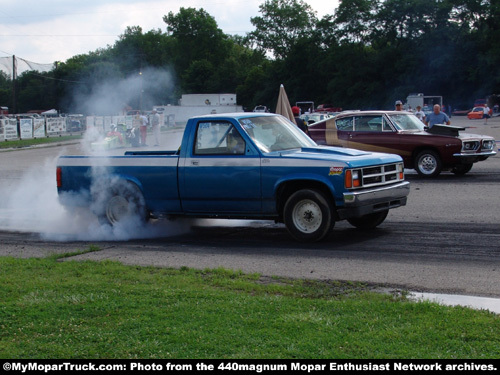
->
[315,103,342,113]
[467,107,485,120]
[308,110,496,177]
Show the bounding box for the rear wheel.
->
[94,181,148,226]
[347,210,388,229]
[283,189,334,242]
[415,150,442,177]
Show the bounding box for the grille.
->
[359,163,403,188]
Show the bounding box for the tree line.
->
[1,0,498,115]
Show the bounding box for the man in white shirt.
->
[139,114,149,146]
[414,105,426,122]
[483,105,491,124]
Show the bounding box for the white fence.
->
[0,113,172,141]
[0,116,69,141]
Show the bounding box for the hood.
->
[276,146,403,168]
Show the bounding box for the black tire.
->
[347,210,388,230]
[451,163,473,175]
[283,189,334,242]
[415,150,442,177]
[93,181,148,226]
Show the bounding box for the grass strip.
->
[0,136,82,149]
[0,256,498,359]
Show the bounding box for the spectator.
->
[483,105,491,125]
[425,104,450,128]
[138,113,149,146]
[395,100,403,111]
[414,105,426,122]
[292,106,308,134]
[150,109,161,146]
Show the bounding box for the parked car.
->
[452,108,471,116]
[300,113,333,124]
[315,104,342,113]
[308,110,496,177]
[467,107,485,120]
[253,105,269,112]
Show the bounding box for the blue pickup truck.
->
[57,113,410,242]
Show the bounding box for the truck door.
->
[179,120,262,214]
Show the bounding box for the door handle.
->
[191,160,199,166]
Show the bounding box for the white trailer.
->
[406,93,442,110]
[179,94,237,106]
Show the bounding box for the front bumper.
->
[453,150,497,158]
[337,181,410,219]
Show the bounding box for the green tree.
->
[249,0,317,60]
[163,8,230,71]
[333,0,379,44]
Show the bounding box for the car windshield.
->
[239,115,316,152]
[389,113,426,131]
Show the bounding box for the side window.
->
[382,118,393,131]
[354,115,384,132]
[194,122,246,155]
[336,117,354,131]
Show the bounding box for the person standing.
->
[414,105,426,122]
[292,106,308,134]
[483,105,491,125]
[425,104,450,128]
[395,100,404,111]
[151,109,161,146]
[139,113,149,146]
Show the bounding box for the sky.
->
[0,0,340,73]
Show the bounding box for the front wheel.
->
[415,150,442,177]
[283,189,334,242]
[347,210,388,229]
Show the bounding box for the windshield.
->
[389,113,426,131]
[239,115,316,153]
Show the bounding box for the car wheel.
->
[94,181,148,226]
[415,150,442,177]
[451,163,473,175]
[347,210,388,230]
[283,189,334,242]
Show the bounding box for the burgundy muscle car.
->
[308,110,496,177]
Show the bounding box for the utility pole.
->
[12,55,16,113]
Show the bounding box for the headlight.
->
[462,141,480,151]
[345,169,361,188]
[397,163,404,180]
[482,140,495,150]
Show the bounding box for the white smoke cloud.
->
[0,151,194,241]
[69,66,176,116]
[0,66,262,241]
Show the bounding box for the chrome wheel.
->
[415,150,442,177]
